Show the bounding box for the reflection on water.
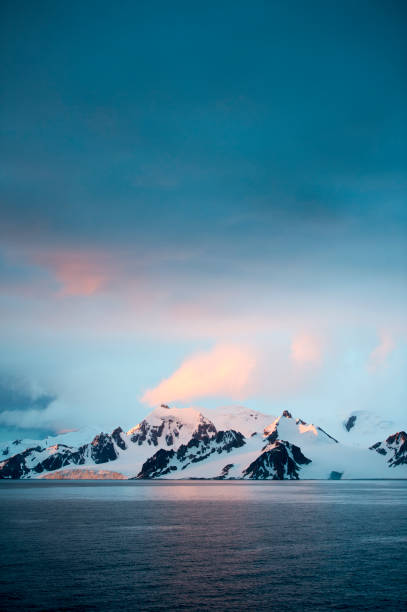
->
[0,480,406,611]
[1,479,407,505]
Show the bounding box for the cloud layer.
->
[142,345,256,406]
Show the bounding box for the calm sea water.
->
[0,480,406,611]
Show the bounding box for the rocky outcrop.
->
[136,430,245,478]
[42,468,126,480]
[0,432,121,479]
[1,407,404,480]
[344,415,357,432]
[370,432,407,467]
[243,441,311,480]
[128,412,217,447]
[0,446,43,479]
[112,427,127,450]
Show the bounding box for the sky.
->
[0,0,406,441]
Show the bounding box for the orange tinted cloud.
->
[291,333,322,365]
[39,251,109,296]
[142,344,256,406]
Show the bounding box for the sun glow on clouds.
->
[38,251,109,296]
[141,344,256,406]
[291,333,322,365]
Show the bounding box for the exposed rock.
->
[0,432,119,478]
[42,468,126,479]
[112,427,127,450]
[136,430,245,479]
[90,433,119,463]
[0,446,43,479]
[370,432,407,467]
[317,427,338,443]
[215,463,234,479]
[243,441,311,480]
[344,415,357,432]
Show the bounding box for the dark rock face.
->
[130,420,165,446]
[317,427,338,443]
[371,431,407,467]
[215,464,234,479]
[0,431,121,478]
[137,448,176,478]
[0,446,43,479]
[112,427,127,450]
[192,420,217,440]
[264,428,278,446]
[344,415,357,432]
[136,430,245,479]
[243,441,311,480]
[282,410,292,419]
[370,441,387,455]
[90,433,119,463]
[129,414,217,448]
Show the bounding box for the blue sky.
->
[0,0,406,440]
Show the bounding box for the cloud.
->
[141,344,256,406]
[36,250,110,296]
[291,333,323,365]
[0,375,56,413]
[368,331,395,371]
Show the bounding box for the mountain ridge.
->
[0,405,405,480]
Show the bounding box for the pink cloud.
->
[141,344,256,406]
[291,333,323,365]
[368,331,395,371]
[38,250,110,296]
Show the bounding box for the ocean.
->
[0,480,406,611]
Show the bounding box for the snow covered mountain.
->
[370,431,407,467]
[0,405,405,480]
[127,405,217,449]
[341,410,397,447]
[0,426,102,458]
[206,406,276,437]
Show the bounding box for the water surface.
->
[1,480,406,611]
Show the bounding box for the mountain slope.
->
[370,432,407,467]
[0,406,405,480]
[242,440,311,480]
[341,410,397,447]
[136,430,246,478]
[0,406,219,479]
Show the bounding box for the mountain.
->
[370,432,407,467]
[0,405,405,480]
[341,410,397,447]
[242,440,311,480]
[0,405,218,479]
[136,430,246,479]
[206,406,276,437]
[127,405,217,449]
[0,426,102,458]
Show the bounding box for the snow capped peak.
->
[206,405,276,437]
[264,412,337,445]
[342,410,397,447]
[0,426,102,458]
[127,405,209,433]
[1,404,404,481]
[126,405,217,450]
[370,431,407,467]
